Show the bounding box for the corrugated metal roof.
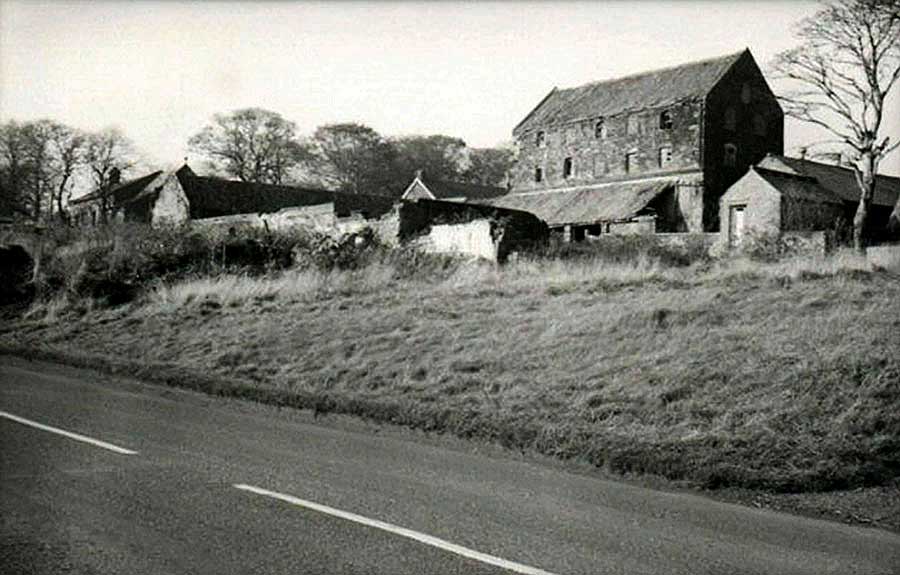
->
[514,50,746,136]
[484,179,673,227]
[757,155,900,208]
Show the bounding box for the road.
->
[1,357,898,575]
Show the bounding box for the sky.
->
[1,0,898,175]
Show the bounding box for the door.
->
[729,205,746,246]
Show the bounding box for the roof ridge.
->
[774,154,900,184]
[558,49,746,94]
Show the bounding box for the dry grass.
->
[5,252,899,492]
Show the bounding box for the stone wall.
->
[416,219,497,261]
[189,203,401,246]
[150,174,190,225]
[704,53,785,230]
[867,244,900,270]
[512,100,703,194]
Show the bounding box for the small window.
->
[724,143,737,167]
[563,157,574,179]
[659,110,673,130]
[627,115,639,135]
[625,151,637,173]
[724,107,737,131]
[536,131,545,147]
[741,83,752,103]
[753,114,767,136]
[658,147,673,168]
[534,166,543,183]
[595,118,606,139]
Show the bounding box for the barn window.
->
[536,131,545,147]
[753,114,767,136]
[724,143,737,167]
[741,83,752,103]
[595,118,606,139]
[724,107,737,131]
[534,166,543,182]
[563,157,574,179]
[625,151,637,173]
[658,147,673,168]
[659,110,673,130]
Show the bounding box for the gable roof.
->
[484,178,673,227]
[513,49,747,136]
[756,155,900,208]
[748,167,843,204]
[402,174,508,202]
[70,171,165,206]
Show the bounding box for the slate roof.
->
[173,166,396,220]
[756,154,900,208]
[750,167,843,204]
[70,171,165,206]
[403,174,508,202]
[175,166,338,220]
[485,178,674,227]
[514,50,747,136]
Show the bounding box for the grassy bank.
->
[5,249,899,494]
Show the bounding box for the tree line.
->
[0,123,136,224]
[186,108,515,193]
[0,109,515,224]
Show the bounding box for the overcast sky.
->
[2,0,898,175]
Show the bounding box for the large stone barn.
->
[496,48,784,239]
[721,154,900,247]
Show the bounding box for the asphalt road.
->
[1,357,898,575]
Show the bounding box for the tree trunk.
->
[852,153,876,252]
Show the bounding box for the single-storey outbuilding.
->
[720,154,900,246]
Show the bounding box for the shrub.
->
[523,234,708,267]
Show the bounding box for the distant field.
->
[4,251,899,494]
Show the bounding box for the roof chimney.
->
[415,169,423,180]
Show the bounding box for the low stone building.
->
[721,154,900,247]
[399,198,548,262]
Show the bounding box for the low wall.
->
[780,231,832,255]
[417,219,497,261]
[867,244,900,270]
[189,203,401,246]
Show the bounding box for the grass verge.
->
[4,251,899,495]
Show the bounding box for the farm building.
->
[69,164,546,261]
[401,171,508,203]
[721,154,900,246]
[69,165,343,227]
[497,48,784,239]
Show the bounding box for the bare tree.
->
[84,128,136,223]
[0,121,34,220]
[188,108,308,185]
[309,123,399,195]
[774,0,900,249]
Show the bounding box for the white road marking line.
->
[0,410,138,455]
[234,483,560,575]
